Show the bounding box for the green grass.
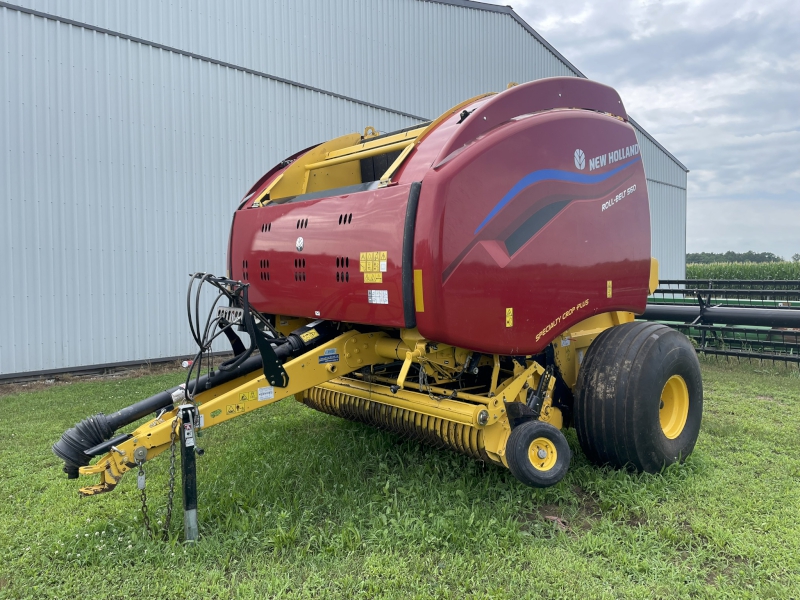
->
[686,262,800,280]
[1,361,799,599]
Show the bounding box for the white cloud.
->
[688,197,799,259]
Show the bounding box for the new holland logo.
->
[574,149,586,170]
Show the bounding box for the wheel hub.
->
[659,375,689,439]
[528,437,558,471]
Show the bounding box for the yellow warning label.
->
[300,329,320,343]
[607,280,613,298]
[506,307,513,328]
[238,390,257,403]
[226,403,246,415]
[364,272,383,283]
[359,251,388,273]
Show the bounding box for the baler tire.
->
[506,420,571,488]
[574,321,703,473]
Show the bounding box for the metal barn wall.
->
[0,0,688,375]
[0,6,417,376]
[638,132,689,281]
[648,182,688,281]
[4,0,578,120]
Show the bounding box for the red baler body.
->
[229,77,651,354]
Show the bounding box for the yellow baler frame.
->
[78,330,558,495]
[76,308,640,496]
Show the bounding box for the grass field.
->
[1,360,799,599]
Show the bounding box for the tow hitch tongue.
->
[51,353,266,479]
[52,273,344,540]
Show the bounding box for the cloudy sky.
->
[483,0,800,259]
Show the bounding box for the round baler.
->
[54,77,702,516]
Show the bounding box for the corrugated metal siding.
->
[0,8,417,375]
[1,0,687,374]
[648,181,687,280]
[634,123,687,189]
[9,0,579,119]
[635,122,688,279]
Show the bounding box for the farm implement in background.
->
[643,279,800,364]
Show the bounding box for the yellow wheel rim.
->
[528,437,558,471]
[660,375,689,439]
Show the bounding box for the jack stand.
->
[178,405,199,542]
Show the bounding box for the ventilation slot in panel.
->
[294,258,306,282]
[259,259,270,281]
[335,256,350,283]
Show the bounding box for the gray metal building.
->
[0,0,688,377]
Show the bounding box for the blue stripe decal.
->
[473,156,642,234]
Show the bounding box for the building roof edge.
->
[418,0,689,173]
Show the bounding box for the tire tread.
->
[574,321,702,472]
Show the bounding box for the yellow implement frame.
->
[77,334,556,495]
[79,310,653,495]
[78,331,392,495]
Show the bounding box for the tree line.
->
[687,251,800,264]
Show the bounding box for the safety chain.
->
[418,362,458,402]
[137,416,180,541]
[137,462,152,537]
[162,416,179,540]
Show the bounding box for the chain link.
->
[138,462,153,538]
[418,361,458,402]
[137,415,180,541]
[162,416,179,541]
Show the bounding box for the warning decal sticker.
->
[300,329,320,343]
[367,290,389,304]
[360,251,388,281]
[238,391,257,402]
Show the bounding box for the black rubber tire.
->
[574,321,703,473]
[506,420,571,488]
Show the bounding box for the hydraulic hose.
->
[53,320,340,478]
[52,354,267,478]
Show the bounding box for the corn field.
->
[686,262,800,280]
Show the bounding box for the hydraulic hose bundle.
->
[52,354,266,478]
[53,273,339,478]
